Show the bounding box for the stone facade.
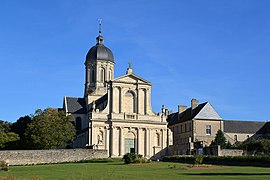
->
[167,99,267,156]
[0,149,107,165]
[168,100,222,155]
[63,31,170,159]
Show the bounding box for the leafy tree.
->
[0,120,12,133]
[211,130,227,149]
[0,120,19,149]
[25,108,76,149]
[241,139,270,154]
[0,132,19,149]
[10,115,32,138]
[9,115,32,149]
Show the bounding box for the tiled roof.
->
[65,97,87,114]
[167,102,207,126]
[224,120,266,134]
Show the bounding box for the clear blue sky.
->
[1,0,270,122]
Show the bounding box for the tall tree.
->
[25,108,76,149]
[11,116,32,137]
[0,120,19,149]
[0,132,20,149]
[10,116,32,149]
[211,129,227,149]
[0,120,11,133]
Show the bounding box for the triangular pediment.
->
[113,73,151,85]
[194,102,222,120]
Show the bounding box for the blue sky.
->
[1,0,270,122]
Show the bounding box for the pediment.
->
[113,74,151,85]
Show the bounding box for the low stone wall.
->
[219,149,243,156]
[204,146,243,156]
[0,149,107,165]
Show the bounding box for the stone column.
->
[148,128,152,157]
[105,127,110,152]
[92,125,96,145]
[89,124,92,145]
[111,86,114,113]
[110,126,114,157]
[162,129,166,149]
[146,88,150,114]
[119,87,123,113]
[137,88,140,114]
[144,89,147,115]
[144,128,147,157]
[137,128,140,154]
[119,127,123,156]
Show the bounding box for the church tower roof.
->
[85,20,114,63]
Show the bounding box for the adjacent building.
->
[167,99,268,155]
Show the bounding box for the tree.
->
[10,115,32,138]
[241,139,270,155]
[0,120,19,149]
[211,130,227,149]
[0,132,19,149]
[9,116,32,149]
[25,108,76,149]
[0,120,11,133]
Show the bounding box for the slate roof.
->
[65,97,87,114]
[167,102,207,126]
[223,120,266,134]
[95,93,108,107]
[255,122,270,135]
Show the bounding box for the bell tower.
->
[84,20,114,102]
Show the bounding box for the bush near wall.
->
[163,155,270,166]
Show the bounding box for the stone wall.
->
[0,149,107,165]
[219,149,243,156]
[204,146,243,156]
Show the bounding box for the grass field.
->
[1,161,270,180]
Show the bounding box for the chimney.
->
[191,98,199,110]
[178,105,187,114]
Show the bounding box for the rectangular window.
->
[206,125,211,135]
[180,125,183,133]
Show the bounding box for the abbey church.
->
[63,24,269,157]
[63,26,171,158]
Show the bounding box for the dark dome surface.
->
[86,35,114,62]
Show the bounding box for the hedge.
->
[163,155,270,166]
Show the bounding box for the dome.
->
[86,35,114,62]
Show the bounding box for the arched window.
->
[100,67,105,83]
[125,91,136,113]
[108,70,111,80]
[91,69,95,82]
[234,135,238,141]
[156,133,160,146]
[75,117,82,131]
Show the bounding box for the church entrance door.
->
[125,138,135,154]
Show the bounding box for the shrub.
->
[122,153,149,164]
[0,160,9,171]
[163,155,270,166]
[194,155,203,165]
[123,153,137,164]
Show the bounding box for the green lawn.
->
[1,161,270,180]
